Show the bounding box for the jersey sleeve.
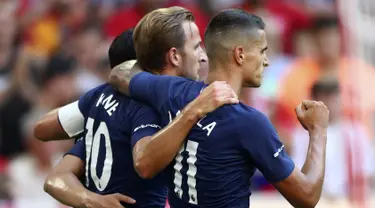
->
[58,101,85,137]
[240,111,295,183]
[58,85,103,137]
[129,72,194,112]
[130,103,161,148]
[65,137,85,161]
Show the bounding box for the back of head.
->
[108,29,136,69]
[204,9,265,64]
[133,6,195,72]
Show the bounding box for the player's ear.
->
[234,46,244,66]
[167,47,181,67]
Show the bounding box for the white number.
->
[173,140,199,205]
[85,117,113,191]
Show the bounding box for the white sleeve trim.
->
[58,101,85,137]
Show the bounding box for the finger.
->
[228,97,239,104]
[295,103,304,118]
[209,81,226,90]
[217,85,237,99]
[302,100,316,109]
[227,86,238,99]
[217,96,239,106]
[114,194,136,204]
[212,81,226,84]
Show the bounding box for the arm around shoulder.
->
[108,60,139,95]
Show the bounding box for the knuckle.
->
[212,91,219,98]
[214,97,221,105]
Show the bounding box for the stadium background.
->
[0,0,374,207]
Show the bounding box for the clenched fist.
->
[295,100,330,131]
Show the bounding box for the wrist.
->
[181,106,202,123]
[79,190,95,208]
[308,126,327,137]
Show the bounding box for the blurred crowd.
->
[0,0,374,207]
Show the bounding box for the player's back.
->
[166,102,262,208]
[80,84,167,208]
[129,72,295,208]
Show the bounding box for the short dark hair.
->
[204,9,265,62]
[311,77,340,99]
[108,29,136,69]
[133,6,195,71]
[311,16,339,33]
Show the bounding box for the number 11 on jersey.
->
[173,140,199,205]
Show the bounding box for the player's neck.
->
[154,67,176,76]
[206,65,243,96]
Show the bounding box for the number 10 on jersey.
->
[85,117,113,191]
[173,140,199,205]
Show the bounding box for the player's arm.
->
[33,108,70,141]
[132,82,238,179]
[44,139,92,207]
[34,101,84,142]
[45,139,136,208]
[243,101,329,208]
[109,60,189,108]
[108,60,139,96]
[34,85,100,141]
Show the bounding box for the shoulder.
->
[127,99,158,119]
[237,103,270,123]
[234,103,276,134]
[81,84,111,100]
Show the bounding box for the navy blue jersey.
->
[64,84,167,208]
[129,72,295,208]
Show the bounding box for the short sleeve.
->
[65,137,85,161]
[58,101,85,137]
[130,103,161,148]
[240,111,295,183]
[129,72,195,112]
[58,85,106,137]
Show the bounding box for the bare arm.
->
[45,149,135,208]
[274,129,327,208]
[108,60,139,95]
[133,81,238,179]
[274,101,329,208]
[34,101,85,142]
[44,155,92,208]
[33,109,71,141]
[133,107,200,179]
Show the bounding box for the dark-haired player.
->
[110,8,330,208]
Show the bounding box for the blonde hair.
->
[133,6,195,71]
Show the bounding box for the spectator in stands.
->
[104,0,208,39]
[0,13,18,101]
[291,76,374,205]
[240,0,312,54]
[8,54,77,202]
[71,25,107,94]
[278,15,375,138]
